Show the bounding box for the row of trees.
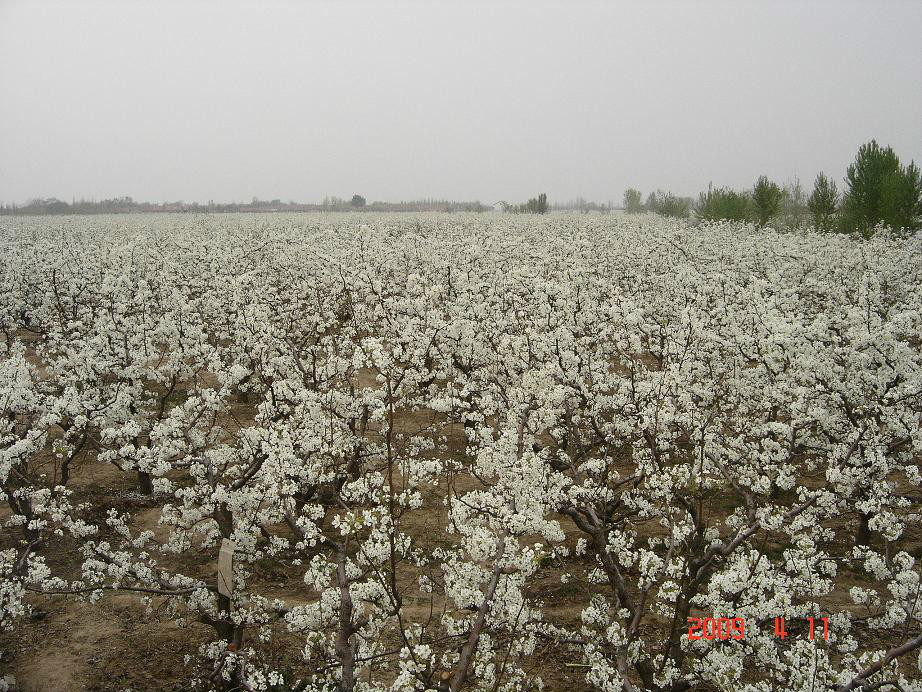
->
[624,189,694,219]
[625,180,807,227]
[0,196,494,216]
[550,197,614,212]
[2,214,920,691]
[625,140,922,233]
[695,176,803,228]
[497,192,549,214]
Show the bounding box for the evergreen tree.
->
[807,173,839,231]
[751,175,783,227]
[879,161,922,231]
[840,140,921,233]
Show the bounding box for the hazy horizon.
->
[1,0,921,206]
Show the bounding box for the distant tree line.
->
[624,140,922,234]
[1,196,492,215]
[0,196,312,215]
[625,180,807,227]
[321,196,490,213]
[497,193,548,214]
[622,189,695,219]
[551,197,612,213]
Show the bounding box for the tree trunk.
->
[335,548,357,692]
[856,511,872,547]
[137,470,153,496]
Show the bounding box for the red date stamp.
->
[688,616,829,641]
[687,617,745,640]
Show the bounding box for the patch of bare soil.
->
[4,593,210,692]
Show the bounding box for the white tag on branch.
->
[217,539,235,597]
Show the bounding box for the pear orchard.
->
[1,213,920,692]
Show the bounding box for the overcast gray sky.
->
[1,0,920,205]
